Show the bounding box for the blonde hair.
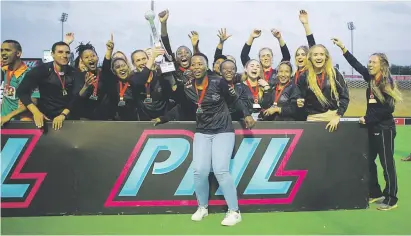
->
[306,45,340,107]
[370,53,403,103]
[241,59,265,98]
[241,59,265,82]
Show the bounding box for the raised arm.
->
[241,29,262,66]
[299,10,316,47]
[189,31,200,54]
[159,9,175,61]
[271,29,291,62]
[214,28,232,62]
[128,47,165,86]
[332,38,370,81]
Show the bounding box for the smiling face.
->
[367,55,382,76]
[309,46,327,70]
[190,56,208,80]
[246,60,262,79]
[81,49,99,71]
[52,45,70,66]
[277,63,292,84]
[132,51,148,72]
[221,60,237,82]
[259,48,273,69]
[113,59,130,80]
[295,47,308,68]
[176,46,192,69]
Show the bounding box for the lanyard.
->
[119,81,129,100]
[90,71,100,96]
[294,69,305,84]
[53,64,67,95]
[246,79,259,103]
[264,68,274,82]
[145,71,154,98]
[316,72,325,89]
[274,82,289,105]
[195,76,209,108]
[5,70,16,89]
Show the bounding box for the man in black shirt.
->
[17,42,79,130]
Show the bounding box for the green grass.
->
[345,88,411,117]
[2,127,410,235]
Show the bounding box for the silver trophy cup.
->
[144,10,175,73]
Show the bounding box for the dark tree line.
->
[390,64,411,75]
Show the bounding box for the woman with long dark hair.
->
[73,37,116,120]
[261,61,301,121]
[154,53,255,226]
[332,38,402,211]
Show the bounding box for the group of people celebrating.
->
[1,9,404,226]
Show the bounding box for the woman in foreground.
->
[153,53,255,226]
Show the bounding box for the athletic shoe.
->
[191,206,208,221]
[369,196,384,204]
[377,203,398,211]
[221,210,242,226]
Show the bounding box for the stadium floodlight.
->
[60,13,68,41]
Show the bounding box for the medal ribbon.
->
[119,81,129,100]
[5,70,16,90]
[246,79,259,103]
[145,71,154,98]
[53,64,66,91]
[316,72,325,89]
[264,67,273,82]
[294,68,305,84]
[195,76,209,109]
[90,71,100,96]
[274,82,289,105]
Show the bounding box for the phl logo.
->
[1,129,46,208]
[105,129,307,208]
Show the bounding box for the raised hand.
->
[64,33,75,45]
[250,29,262,39]
[159,9,169,23]
[152,46,166,58]
[299,10,309,24]
[188,31,199,46]
[271,29,282,39]
[106,33,114,51]
[217,28,232,43]
[331,38,345,49]
[84,72,96,88]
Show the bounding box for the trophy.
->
[144,10,175,73]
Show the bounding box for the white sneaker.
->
[191,206,208,221]
[221,210,242,226]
